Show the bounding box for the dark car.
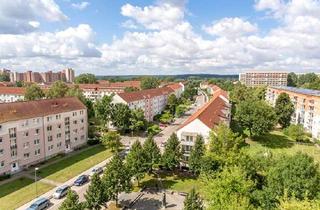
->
[26,197,50,210]
[73,175,89,186]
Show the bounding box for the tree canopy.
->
[59,190,84,210]
[275,93,294,128]
[188,135,205,175]
[161,133,181,170]
[75,73,97,84]
[46,81,69,99]
[24,84,45,100]
[140,76,160,90]
[184,188,204,210]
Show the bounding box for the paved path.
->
[17,156,113,210]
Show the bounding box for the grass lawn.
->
[0,177,54,210]
[134,170,202,193]
[244,131,320,162]
[36,145,112,182]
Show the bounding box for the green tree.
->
[75,73,97,84]
[102,154,132,206]
[184,188,204,210]
[84,98,95,119]
[298,73,318,87]
[0,73,10,82]
[126,140,146,185]
[85,173,105,210]
[287,72,298,87]
[267,153,320,200]
[235,100,277,136]
[159,111,174,124]
[129,109,146,134]
[147,124,161,136]
[66,85,86,102]
[124,87,139,92]
[210,124,244,155]
[188,135,205,175]
[161,133,181,170]
[46,81,69,98]
[59,190,84,210]
[278,193,320,210]
[101,131,122,152]
[175,104,187,117]
[24,84,45,100]
[143,136,161,172]
[230,84,254,104]
[110,103,132,132]
[95,95,113,127]
[275,93,295,128]
[167,94,178,114]
[140,76,160,90]
[283,124,306,142]
[205,166,255,210]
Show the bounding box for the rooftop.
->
[0,87,26,95]
[271,86,320,97]
[117,86,174,102]
[0,97,86,123]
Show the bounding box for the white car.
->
[53,185,69,199]
[89,167,103,177]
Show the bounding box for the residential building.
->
[0,87,25,103]
[239,71,288,87]
[266,86,320,139]
[176,87,231,163]
[113,83,184,121]
[0,97,87,175]
[8,69,75,83]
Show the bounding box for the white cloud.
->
[0,0,67,34]
[203,18,258,39]
[71,1,90,11]
[3,0,320,74]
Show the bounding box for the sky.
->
[1,0,320,75]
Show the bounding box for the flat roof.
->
[271,86,320,97]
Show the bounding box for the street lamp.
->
[34,167,39,198]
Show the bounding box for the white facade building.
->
[0,87,25,103]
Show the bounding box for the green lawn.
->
[244,131,320,162]
[36,145,112,182]
[0,177,54,210]
[134,171,201,193]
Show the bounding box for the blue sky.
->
[0,0,320,75]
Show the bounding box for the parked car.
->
[73,175,89,186]
[53,185,69,199]
[89,167,103,176]
[26,197,50,210]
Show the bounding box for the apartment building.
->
[113,83,184,121]
[0,97,88,175]
[239,71,288,87]
[266,86,320,139]
[8,68,75,83]
[176,87,231,163]
[0,87,25,103]
[78,81,140,102]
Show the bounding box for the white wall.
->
[176,119,211,144]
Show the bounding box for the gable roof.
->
[117,86,174,103]
[166,83,183,91]
[0,97,86,123]
[0,87,26,95]
[178,88,230,130]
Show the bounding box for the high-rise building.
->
[239,71,288,87]
[63,68,75,83]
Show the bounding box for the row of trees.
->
[287,72,320,90]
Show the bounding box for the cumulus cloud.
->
[0,0,67,34]
[71,1,90,11]
[203,18,258,39]
[3,0,320,74]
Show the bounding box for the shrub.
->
[283,124,306,142]
[0,174,11,181]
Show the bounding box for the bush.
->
[147,124,161,136]
[0,174,11,181]
[283,124,307,142]
[87,138,100,145]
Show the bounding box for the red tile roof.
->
[117,87,174,103]
[77,80,141,90]
[179,88,230,130]
[0,87,26,95]
[0,97,86,123]
[166,83,183,91]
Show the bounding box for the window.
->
[73,112,77,117]
[0,149,3,156]
[48,145,53,151]
[47,126,52,131]
[24,131,29,137]
[0,125,2,130]
[57,142,62,147]
[81,135,85,140]
[0,161,4,168]
[0,137,2,143]
[35,129,40,135]
[34,149,40,156]
[73,129,77,134]
[24,153,30,159]
[57,124,61,129]
[11,150,17,157]
[48,136,53,142]
[57,133,62,138]
[56,114,61,120]
[73,120,77,125]
[23,142,29,149]
[34,139,40,145]
[80,110,84,115]
[74,137,78,141]
[81,119,84,123]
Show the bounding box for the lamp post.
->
[34,167,39,198]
